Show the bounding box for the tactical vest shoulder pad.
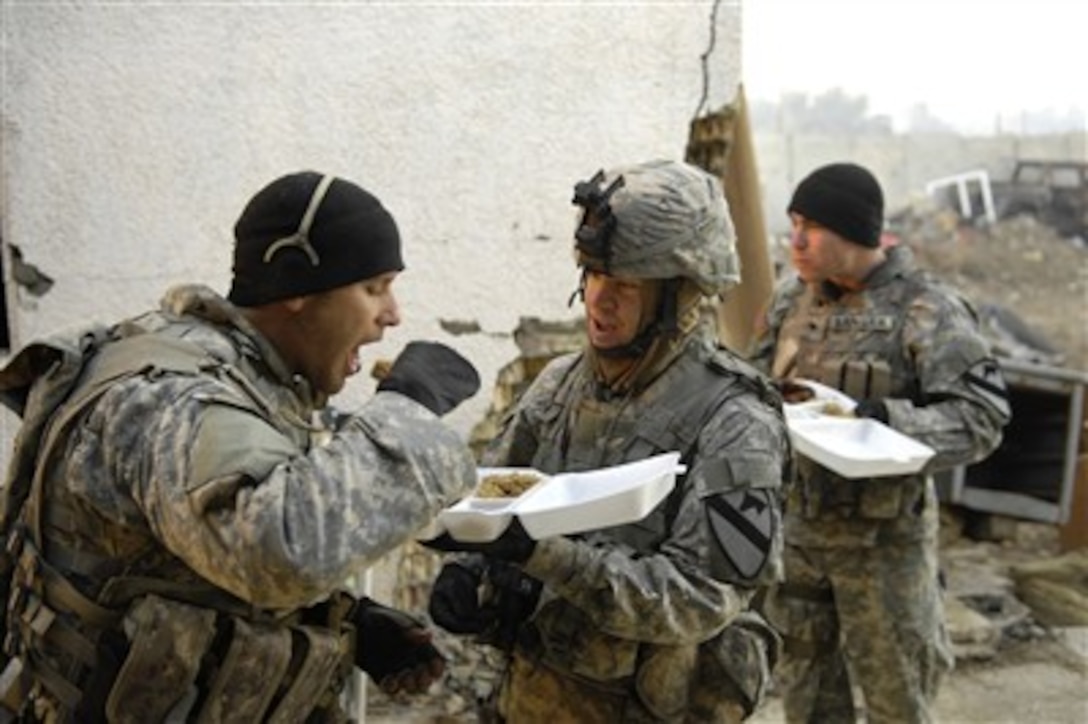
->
[706,347,783,410]
[0,325,112,417]
[1,329,220,538]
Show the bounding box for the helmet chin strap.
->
[593,279,680,360]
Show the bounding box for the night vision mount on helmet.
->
[571,159,740,296]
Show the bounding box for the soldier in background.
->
[748,162,1011,723]
[0,171,480,721]
[427,159,791,722]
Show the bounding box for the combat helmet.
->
[572,159,740,295]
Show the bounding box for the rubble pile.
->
[1009,548,1088,627]
[939,512,1079,661]
[890,201,1088,370]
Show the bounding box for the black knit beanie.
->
[228,171,404,306]
[787,163,884,248]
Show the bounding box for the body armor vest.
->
[531,346,775,550]
[766,268,935,539]
[515,344,782,718]
[0,319,352,722]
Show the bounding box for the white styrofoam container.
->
[788,417,936,479]
[434,452,684,542]
[431,469,535,543]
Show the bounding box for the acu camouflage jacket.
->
[0,284,475,721]
[748,245,1011,547]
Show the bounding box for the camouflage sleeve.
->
[73,375,475,609]
[888,288,1012,470]
[522,394,788,644]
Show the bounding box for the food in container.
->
[476,471,543,499]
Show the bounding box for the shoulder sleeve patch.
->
[964,358,1011,418]
[705,489,776,582]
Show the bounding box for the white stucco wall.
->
[0,0,742,438]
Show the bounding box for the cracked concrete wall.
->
[0,2,741,442]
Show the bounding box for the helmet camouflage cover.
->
[572,159,740,294]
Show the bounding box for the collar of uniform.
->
[861,243,914,289]
[160,283,320,408]
[585,314,712,397]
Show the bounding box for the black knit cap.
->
[787,162,884,248]
[228,171,404,306]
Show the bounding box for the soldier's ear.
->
[281,296,307,313]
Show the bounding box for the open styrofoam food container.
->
[788,417,936,478]
[783,378,858,421]
[434,452,685,542]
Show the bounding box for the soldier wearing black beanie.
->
[750,158,1010,724]
[0,167,486,721]
[227,170,479,415]
[229,171,405,306]
[787,162,884,248]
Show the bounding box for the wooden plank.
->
[686,84,775,354]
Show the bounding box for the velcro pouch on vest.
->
[858,478,905,519]
[199,618,292,722]
[634,644,695,719]
[694,610,780,716]
[266,625,346,723]
[106,594,217,723]
[529,601,638,685]
[859,476,928,521]
[796,458,857,518]
[106,595,346,723]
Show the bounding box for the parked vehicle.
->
[991,159,1088,239]
[925,160,1088,240]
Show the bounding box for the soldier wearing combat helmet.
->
[427,159,791,722]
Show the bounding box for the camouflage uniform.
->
[472,161,792,722]
[749,244,1011,723]
[0,284,476,721]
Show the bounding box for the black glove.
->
[428,560,491,635]
[428,559,542,652]
[377,341,481,416]
[354,599,446,695]
[421,518,538,564]
[484,561,543,651]
[854,398,890,424]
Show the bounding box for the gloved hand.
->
[428,561,491,635]
[854,398,889,424]
[428,559,542,652]
[354,598,446,696]
[421,518,538,565]
[484,561,543,651]
[377,341,481,416]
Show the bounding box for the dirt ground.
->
[748,637,1088,724]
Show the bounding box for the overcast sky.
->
[742,0,1087,134]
